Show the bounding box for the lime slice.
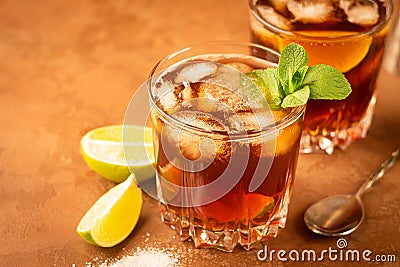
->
[275,121,302,156]
[289,31,372,73]
[76,174,143,247]
[247,193,275,219]
[196,193,275,224]
[260,111,302,157]
[81,125,155,183]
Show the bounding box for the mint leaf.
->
[281,86,310,108]
[243,43,352,109]
[291,65,309,93]
[278,43,308,92]
[303,64,352,100]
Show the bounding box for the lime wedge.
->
[76,174,143,247]
[81,125,155,183]
[275,120,302,156]
[247,193,275,218]
[196,193,275,224]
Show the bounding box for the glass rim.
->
[248,0,393,42]
[147,41,305,141]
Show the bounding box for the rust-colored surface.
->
[1,0,399,266]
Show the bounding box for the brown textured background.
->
[0,0,399,266]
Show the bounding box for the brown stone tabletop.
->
[1,0,399,266]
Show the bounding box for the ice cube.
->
[269,0,290,14]
[158,85,179,114]
[229,111,274,131]
[287,0,334,24]
[339,0,379,26]
[178,133,224,161]
[177,134,203,161]
[197,82,250,112]
[208,63,258,99]
[225,62,254,73]
[256,5,292,30]
[179,81,195,101]
[207,65,241,96]
[170,111,228,161]
[230,109,291,132]
[176,62,218,83]
[174,111,226,132]
[197,73,269,114]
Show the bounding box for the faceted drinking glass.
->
[249,0,393,154]
[147,42,305,252]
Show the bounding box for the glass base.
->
[160,203,284,252]
[300,96,376,155]
[159,186,292,252]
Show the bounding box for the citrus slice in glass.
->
[196,193,275,223]
[287,31,372,73]
[247,193,275,219]
[76,174,143,247]
[81,125,155,183]
[261,110,302,157]
[275,121,302,156]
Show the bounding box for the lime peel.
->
[80,125,155,183]
[76,174,143,247]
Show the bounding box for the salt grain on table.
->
[99,247,180,267]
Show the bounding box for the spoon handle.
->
[355,148,400,198]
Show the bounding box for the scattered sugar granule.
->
[100,247,180,267]
[144,233,151,242]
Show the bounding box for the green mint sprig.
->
[246,43,352,109]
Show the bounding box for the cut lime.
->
[196,193,275,223]
[247,193,275,218]
[290,31,372,73]
[81,125,155,183]
[76,174,143,247]
[275,121,302,156]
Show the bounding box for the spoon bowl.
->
[304,148,399,237]
[304,194,364,236]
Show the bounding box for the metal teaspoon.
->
[304,148,400,237]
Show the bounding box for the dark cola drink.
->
[148,47,305,251]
